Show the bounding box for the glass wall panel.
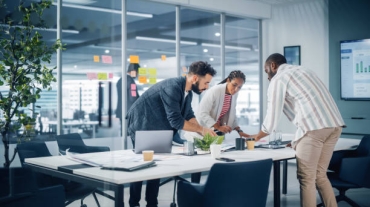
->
[60,1,122,139]
[225,15,260,133]
[179,8,221,112]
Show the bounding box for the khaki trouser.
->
[295,127,342,207]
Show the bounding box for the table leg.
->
[282,160,288,194]
[115,185,124,207]
[273,161,281,207]
[92,125,96,138]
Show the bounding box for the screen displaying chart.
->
[340,39,370,100]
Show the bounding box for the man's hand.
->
[202,127,217,137]
[238,132,251,138]
[217,125,232,133]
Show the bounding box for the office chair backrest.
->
[56,133,86,154]
[203,159,272,207]
[17,142,52,166]
[356,135,370,157]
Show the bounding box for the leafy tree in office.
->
[0,0,64,167]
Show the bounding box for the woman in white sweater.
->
[196,70,250,138]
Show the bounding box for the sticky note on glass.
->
[131,84,136,90]
[131,91,137,97]
[161,55,166,61]
[109,73,113,79]
[149,77,157,84]
[130,55,139,63]
[102,55,112,64]
[148,68,157,76]
[97,73,108,80]
[138,68,146,75]
[138,76,147,84]
[182,66,188,72]
[93,56,100,62]
[87,73,97,80]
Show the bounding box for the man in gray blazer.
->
[126,61,217,207]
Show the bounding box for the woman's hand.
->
[238,132,251,138]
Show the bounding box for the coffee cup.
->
[210,144,222,159]
[183,141,195,156]
[235,138,245,150]
[246,138,255,150]
[142,150,154,161]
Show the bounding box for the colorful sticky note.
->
[93,55,100,62]
[182,66,188,72]
[131,91,137,97]
[109,73,113,79]
[86,73,97,80]
[102,55,112,64]
[97,73,108,80]
[161,55,166,61]
[138,76,147,84]
[138,68,147,75]
[131,84,136,90]
[148,68,157,76]
[182,73,186,77]
[149,77,157,84]
[130,55,139,63]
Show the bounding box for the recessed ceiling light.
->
[127,58,130,62]
[203,49,208,53]
[215,32,221,37]
[143,65,147,67]
[105,50,110,54]
[74,65,77,68]
[210,58,214,61]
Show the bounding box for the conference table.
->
[24,138,360,207]
[48,120,99,138]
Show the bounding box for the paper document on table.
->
[65,149,142,167]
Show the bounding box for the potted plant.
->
[194,133,224,151]
[0,0,63,167]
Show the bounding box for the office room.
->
[1,0,369,206]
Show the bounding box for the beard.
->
[191,81,202,95]
[268,69,277,81]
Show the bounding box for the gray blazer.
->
[126,77,195,143]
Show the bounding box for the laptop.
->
[134,130,173,154]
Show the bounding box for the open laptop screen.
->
[134,130,173,154]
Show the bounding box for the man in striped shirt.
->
[254,53,345,207]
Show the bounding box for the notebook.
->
[134,130,173,154]
[101,161,156,172]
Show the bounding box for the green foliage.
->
[0,0,64,167]
[194,133,224,151]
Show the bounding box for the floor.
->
[68,161,370,207]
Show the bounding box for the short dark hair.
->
[127,63,140,73]
[265,53,287,66]
[188,61,217,77]
[219,70,246,84]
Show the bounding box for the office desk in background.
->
[24,138,360,207]
[47,121,99,138]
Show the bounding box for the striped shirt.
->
[262,64,345,143]
[218,94,232,123]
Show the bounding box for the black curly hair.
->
[219,70,246,84]
[188,61,217,77]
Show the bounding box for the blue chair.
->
[0,167,65,207]
[177,159,273,207]
[318,136,370,207]
[17,141,99,207]
[56,133,114,201]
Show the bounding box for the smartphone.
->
[216,157,235,162]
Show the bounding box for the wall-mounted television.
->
[340,38,370,100]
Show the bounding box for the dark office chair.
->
[17,141,100,207]
[318,136,370,207]
[56,133,110,155]
[56,133,114,201]
[177,159,273,207]
[0,167,65,207]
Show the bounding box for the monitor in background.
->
[134,130,173,154]
[340,38,370,100]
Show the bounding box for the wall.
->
[329,0,370,135]
[261,0,329,133]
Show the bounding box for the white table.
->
[48,121,99,138]
[24,138,360,207]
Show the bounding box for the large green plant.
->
[0,0,63,167]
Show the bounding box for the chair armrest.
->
[177,181,205,207]
[339,156,370,187]
[85,146,110,153]
[328,150,355,172]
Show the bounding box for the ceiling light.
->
[52,3,153,18]
[201,43,251,51]
[135,36,197,45]
[127,58,130,62]
[143,65,147,67]
[215,32,221,37]
[210,57,214,61]
[74,65,77,68]
[213,22,258,32]
[203,49,208,53]
[0,24,79,34]
[105,50,110,54]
